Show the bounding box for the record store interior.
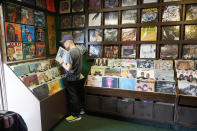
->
[1,0,197,131]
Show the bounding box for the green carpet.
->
[51,114,173,131]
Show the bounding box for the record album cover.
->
[61,31,72,40]
[176,60,195,70]
[89,0,101,10]
[104,46,119,58]
[36,0,46,9]
[89,45,102,58]
[121,28,137,41]
[41,60,51,71]
[104,29,118,42]
[49,67,60,79]
[143,0,158,4]
[122,0,137,6]
[23,74,39,88]
[121,45,136,58]
[162,26,180,40]
[160,44,178,59]
[61,16,72,29]
[141,8,158,23]
[178,81,197,96]
[87,75,102,87]
[140,44,156,58]
[185,25,197,40]
[104,0,118,8]
[5,22,22,42]
[34,10,45,27]
[35,28,45,42]
[105,67,121,77]
[141,26,157,41]
[154,69,174,81]
[23,43,36,59]
[5,3,21,23]
[154,60,173,70]
[59,0,70,14]
[89,13,101,26]
[36,42,46,57]
[47,15,56,54]
[11,64,29,76]
[21,25,35,42]
[91,66,105,76]
[177,70,197,83]
[29,62,42,73]
[137,60,154,68]
[136,80,155,92]
[73,30,84,43]
[89,29,102,42]
[72,0,84,12]
[155,80,176,94]
[119,78,136,90]
[121,59,137,68]
[48,80,61,95]
[49,58,58,68]
[102,77,118,88]
[21,7,34,25]
[73,15,85,28]
[121,68,136,78]
[104,12,118,25]
[94,58,108,66]
[6,42,23,61]
[137,69,155,80]
[55,47,68,64]
[33,84,49,100]
[122,9,137,24]
[186,4,197,21]
[162,5,180,22]
[182,45,197,59]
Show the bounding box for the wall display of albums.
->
[2,0,65,101]
[59,0,86,51]
[4,0,56,63]
[87,0,197,59]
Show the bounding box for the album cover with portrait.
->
[34,10,45,27]
[137,68,155,80]
[122,9,137,24]
[5,22,22,42]
[73,30,84,43]
[121,68,137,78]
[5,2,21,23]
[35,28,45,42]
[89,45,102,58]
[89,29,102,42]
[104,46,119,58]
[36,42,46,58]
[6,42,23,62]
[59,0,70,14]
[61,15,72,29]
[89,13,101,26]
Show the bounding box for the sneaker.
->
[80,109,85,115]
[65,115,82,123]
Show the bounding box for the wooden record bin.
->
[84,0,197,129]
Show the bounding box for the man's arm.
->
[62,63,72,71]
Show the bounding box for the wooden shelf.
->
[178,95,197,107]
[85,86,176,103]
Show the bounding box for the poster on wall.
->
[5,22,22,42]
[59,0,70,14]
[21,25,35,42]
[6,42,23,61]
[46,0,56,12]
[5,3,21,23]
[47,15,56,55]
[23,43,36,59]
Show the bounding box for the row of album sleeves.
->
[88,44,197,59]
[92,58,197,70]
[87,4,197,27]
[87,74,197,97]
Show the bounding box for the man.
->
[60,35,83,122]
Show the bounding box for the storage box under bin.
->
[86,95,101,111]
[117,99,134,117]
[100,96,118,113]
[134,101,153,119]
